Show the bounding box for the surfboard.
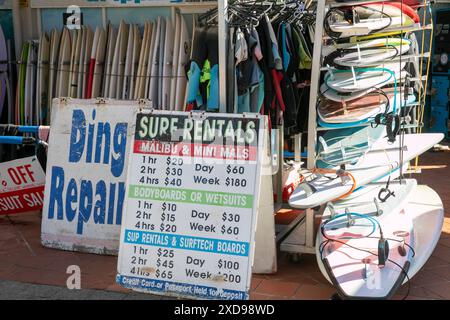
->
[56,28,72,98]
[288,133,444,209]
[17,42,29,124]
[25,42,37,125]
[162,19,174,110]
[175,15,190,111]
[333,41,411,68]
[148,17,162,103]
[116,22,129,99]
[91,28,107,99]
[135,22,152,99]
[109,21,124,99]
[316,179,417,299]
[86,27,100,99]
[47,29,60,123]
[129,25,142,100]
[318,87,415,124]
[6,40,14,124]
[170,13,181,110]
[82,27,93,98]
[69,29,81,98]
[158,18,166,108]
[0,25,8,120]
[123,23,135,100]
[76,26,87,98]
[324,64,406,93]
[404,185,444,280]
[316,125,386,169]
[320,70,408,102]
[36,32,50,125]
[103,23,116,98]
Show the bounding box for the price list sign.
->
[117,111,265,300]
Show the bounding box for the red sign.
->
[0,156,46,215]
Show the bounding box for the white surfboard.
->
[289,133,444,209]
[405,185,444,280]
[122,23,135,100]
[158,18,166,108]
[135,22,152,99]
[56,28,71,98]
[162,19,174,110]
[316,179,417,299]
[82,27,93,98]
[117,22,129,99]
[333,42,411,68]
[148,17,162,103]
[47,29,60,122]
[92,28,107,99]
[129,25,142,100]
[175,15,190,111]
[36,32,50,125]
[108,21,128,99]
[76,26,87,98]
[325,63,406,93]
[69,28,81,98]
[320,70,408,102]
[25,42,37,125]
[170,14,181,110]
[103,23,116,97]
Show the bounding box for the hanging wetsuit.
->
[186,26,219,112]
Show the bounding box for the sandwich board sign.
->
[41,98,150,255]
[117,110,266,300]
[0,156,46,215]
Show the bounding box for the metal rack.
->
[281,0,433,256]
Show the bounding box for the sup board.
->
[316,179,417,299]
[289,133,444,209]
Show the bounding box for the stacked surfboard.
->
[289,1,444,299]
[13,14,191,126]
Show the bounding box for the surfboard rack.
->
[281,0,433,258]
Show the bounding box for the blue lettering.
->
[69,109,86,163]
[48,166,64,220]
[94,180,106,224]
[112,123,127,177]
[77,181,93,235]
[66,179,78,222]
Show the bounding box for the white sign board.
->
[117,111,265,300]
[0,156,46,215]
[41,99,148,255]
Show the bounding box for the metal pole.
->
[306,0,326,169]
[218,0,228,113]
